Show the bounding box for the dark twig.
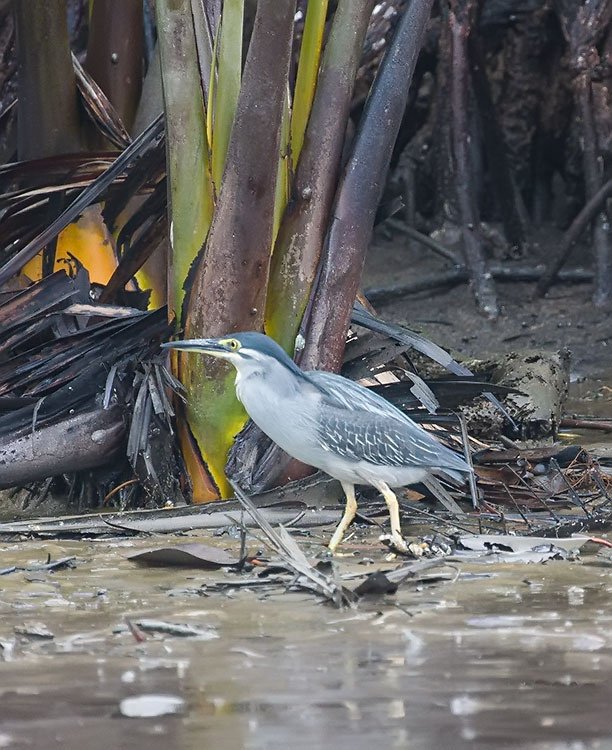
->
[501,484,533,530]
[458,413,479,509]
[587,456,612,508]
[560,417,612,431]
[386,218,463,265]
[507,465,560,522]
[537,176,612,295]
[365,264,593,302]
[549,458,591,516]
[229,479,351,607]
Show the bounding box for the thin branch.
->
[365,264,593,303]
[537,176,612,296]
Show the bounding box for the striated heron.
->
[162,332,471,552]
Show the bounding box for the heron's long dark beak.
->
[161,338,228,357]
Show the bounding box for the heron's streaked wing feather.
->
[307,372,470,473]
[306,371,417,424]
[318,411,454,468]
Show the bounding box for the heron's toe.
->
[379,532,409,554]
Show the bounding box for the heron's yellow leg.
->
[374,481,408,552]
[328,482,357,552]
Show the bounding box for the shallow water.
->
[1,532,612,750]
[1,372,611,749]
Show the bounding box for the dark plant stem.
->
[15,0,81,160]
[302,0,436,372]
[563,0,612,304]
[468,28,527,255]
[265,0,376,355]
[185,0,295,340]
[448,0,498,318]
[576,70,612,305]
[86,0,143,137]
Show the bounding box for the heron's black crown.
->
[229,332,303,375]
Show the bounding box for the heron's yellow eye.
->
[226,339,240,350]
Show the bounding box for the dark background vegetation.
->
[0,0,610,512]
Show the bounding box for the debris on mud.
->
[128,543,242,569]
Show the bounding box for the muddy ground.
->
[2,530,612,750]
[1,232,612,749]
[364,227,611,380]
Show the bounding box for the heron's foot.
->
[321,544,338,558]
[326,535,340,555]
[324,541,355,557]
[381,535,431,558]
[379,531,409,554]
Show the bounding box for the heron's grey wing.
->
[318,409,468,470]
[308,371,470,472]
[306,371,418,424]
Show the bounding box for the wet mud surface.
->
[2,531,612,750]
[364,235,611,380]
[1,238,611,749]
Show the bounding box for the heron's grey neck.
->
[234,356,305,403]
